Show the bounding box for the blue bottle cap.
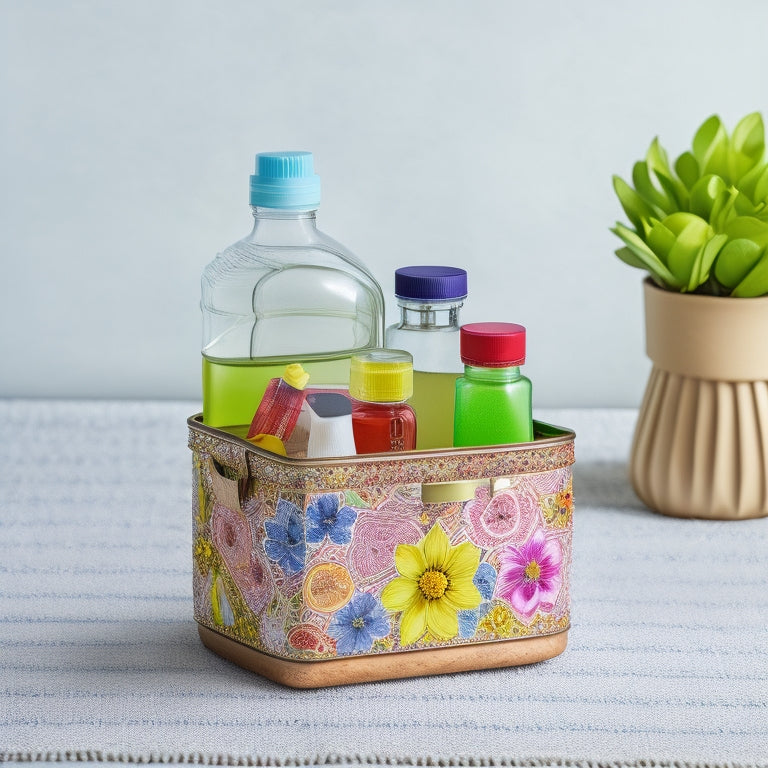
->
[249,151,321,209]
[394,266,468,301]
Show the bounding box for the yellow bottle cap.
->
[282,363,310,390]
[349,349,413,403]
[248,433,288,456]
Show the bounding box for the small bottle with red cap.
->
[453,322,533,447]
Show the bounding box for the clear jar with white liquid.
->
[385,266,467,449]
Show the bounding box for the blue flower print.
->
[306,493,357,545]
[458,608,481,638]
[264,498,305,575]
[458,603,491,639]
[457,563,497,635]
[473,562,497,600]
[327,591,390,655]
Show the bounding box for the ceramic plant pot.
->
[630,279,768,520]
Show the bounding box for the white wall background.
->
[2,0,767,407]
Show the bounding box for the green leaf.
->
[728,112,765,184]
[755,165,768,203]
[733,168,768,220]
[710,186,740,231]
[732,248,768,297]
[344,490,369,508]
[737,160,767,201]
[733,189,764,218]
[675,151,700,190]
[689,233,728,291]
[655,169,688,211]
[693,115,725,161]
[686,244,708,293]
[705,138,730,179]
[647,138,688,209]
[645,136,672,171]
[613,175,662,232]
[689,174,728,221]
[646,219,677,264]
[615,246,648,269]
[661,211,711,236]
[665,216,714,285]
[723,215,768,247]
[611,223,684,289]
[728,113,765,182]
[693,115,730,179]
[647,137,674,176]
[713,238,765,288]
[632,160,673,212]
[731,112,764,164]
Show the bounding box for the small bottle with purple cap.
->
[385,266,467,450]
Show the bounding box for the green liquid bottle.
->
[453,322,533,447]
[200,152,384,428]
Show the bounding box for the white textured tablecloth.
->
[1,401,766,767]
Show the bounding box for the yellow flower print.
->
[480,604,515,635]
[194,537,214,573]
[477,603,530,638]
[381,522,482,645]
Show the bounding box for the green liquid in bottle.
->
[411,370,460,450]
[202,355,352,429]
[453,366,533,447]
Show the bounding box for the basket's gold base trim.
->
[198,623,568,689]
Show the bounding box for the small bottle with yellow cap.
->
[349,350,417,454]
[246,363,310,446]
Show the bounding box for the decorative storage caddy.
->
[189,415,575,688]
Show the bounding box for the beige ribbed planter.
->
[630,279,768,520]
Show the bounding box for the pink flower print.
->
[463,484,541,549]
[212,503,275,616]
[497,529,563,623]
[526,466,571,495]
[346,509,423,590]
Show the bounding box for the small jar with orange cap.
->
[453,322,533,447]
[349,349,417,454]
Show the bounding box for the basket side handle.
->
[421,479,484,504]
[202,455,246,513]
[421,476,514,504]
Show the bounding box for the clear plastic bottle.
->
[385,266,467,450]
[349,350,417,453]
[453,322,533,447]
[201,151,385,428]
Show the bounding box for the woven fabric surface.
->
[0,400,766,767]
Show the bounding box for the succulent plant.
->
[611,112,768,296]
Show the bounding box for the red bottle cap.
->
[460,322,526,367]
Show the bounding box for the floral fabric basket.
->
[188,415,575,688]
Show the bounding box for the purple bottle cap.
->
[394,266,468,301]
